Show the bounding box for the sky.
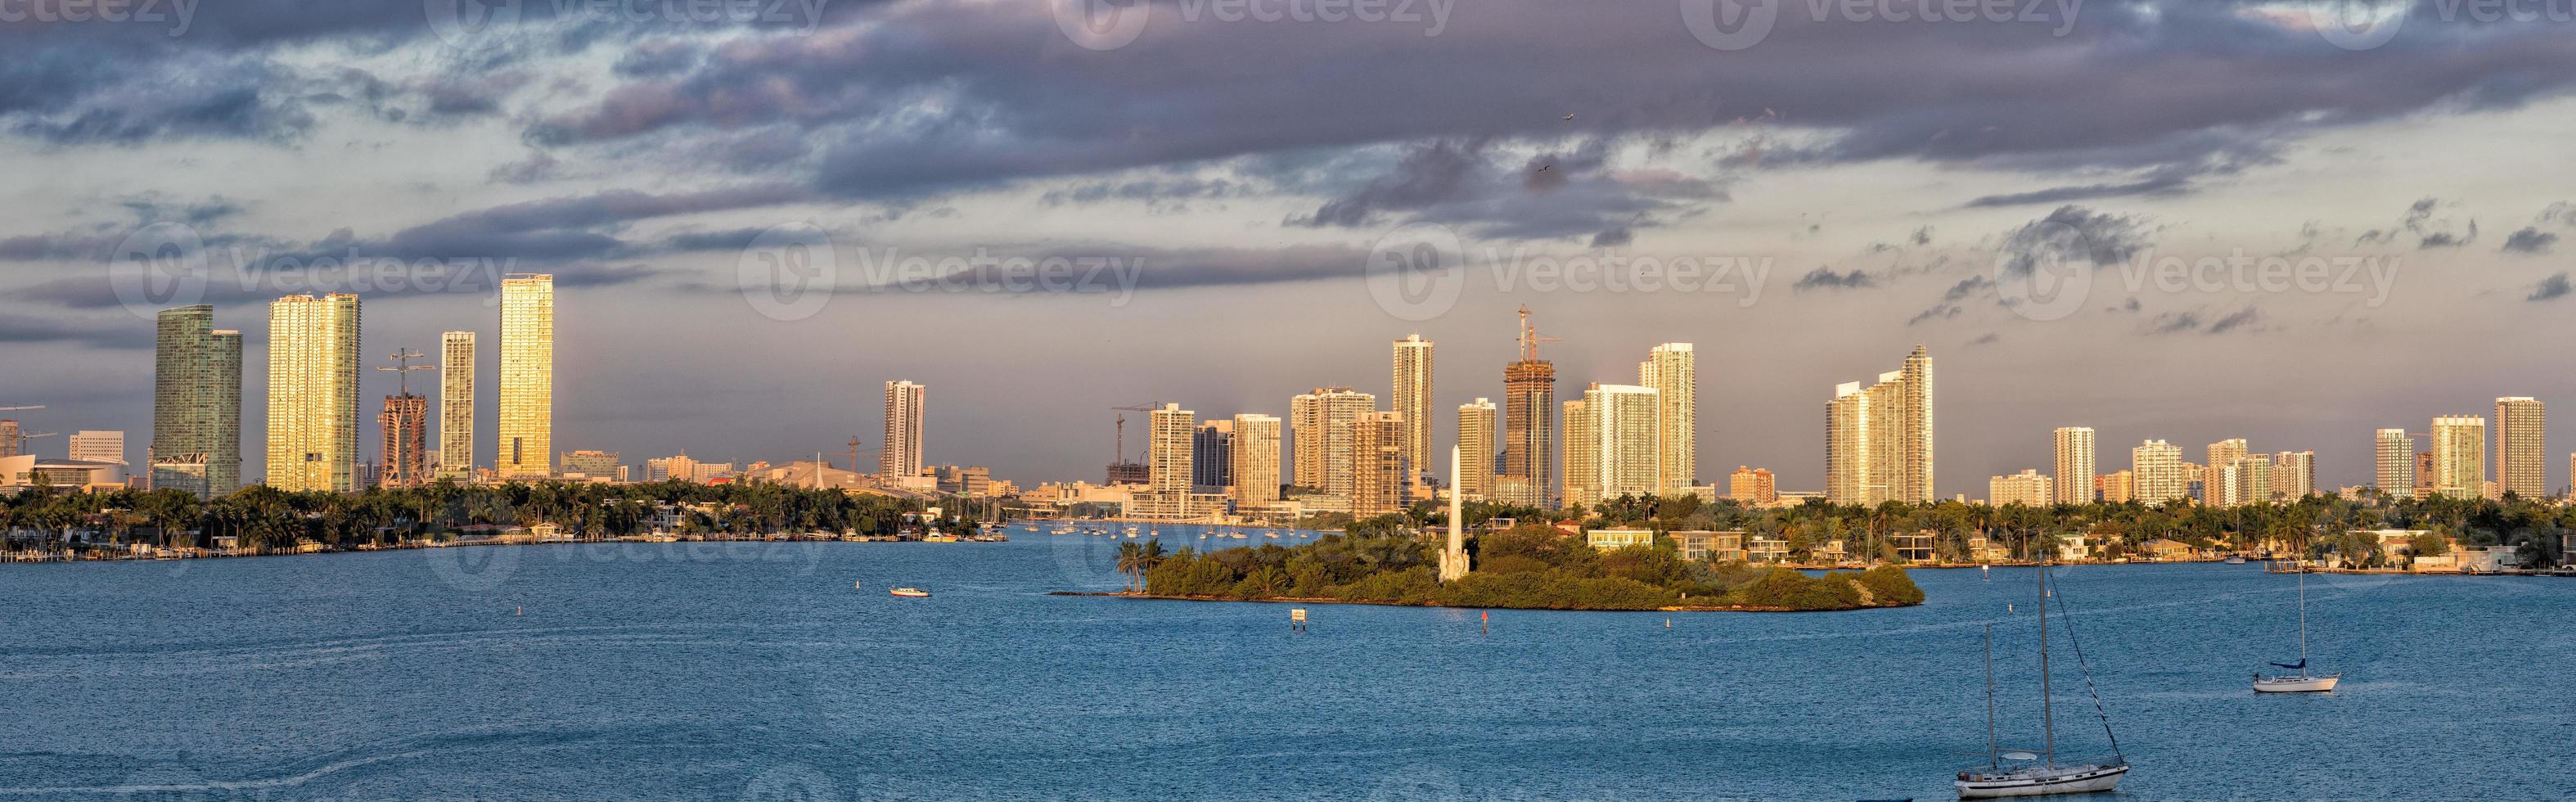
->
[4,0,2575,496]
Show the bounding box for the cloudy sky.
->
[4,0,2574,495]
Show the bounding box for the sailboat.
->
[1957,560,2130,799]
[2254,562,2340,692]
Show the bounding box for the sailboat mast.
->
[2038,555,2056,768]
[2297,568,2308,665]
[1985,624,1999,770]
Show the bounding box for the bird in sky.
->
[1562,114,1576,121]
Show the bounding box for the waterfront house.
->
[1890,530,1935,563]
[1669,530,1745,562]
[2459,546,2524,574]
[2057,534,2096,563]
[1585,528,1655,550]
[2140,538,2196,561]
[1747,535,1790,564]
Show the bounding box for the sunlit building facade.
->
[151,304,241,498]
[439,331,475,478]
[1825,345,1933,505]
[498,274,553,479]
[1457,398,1497,501]
[1231,413,1281,507]
[2494,397,2545,498]
[1391,334,1434,484]
[884,380,925,478]
[1639,343,1695,493]
[265,293,362,492]
[2053,426,2095,505]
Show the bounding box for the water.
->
[2,525,2568,800]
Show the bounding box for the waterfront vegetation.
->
[0,480,936,553]
[1126,526,1925,611]
[1390,489,2573,569]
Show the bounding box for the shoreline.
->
[0,534,993,565]
[1047,590,1916,613]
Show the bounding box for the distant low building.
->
[1747,535,1790,564]
[1669,529,1744,562]
[1584,528,1654,550]
[2139,538,2195,561]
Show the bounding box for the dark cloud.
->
[2502,227,2558,255]
[2206,307,2262,335]
[1589,228,1633,247]
[2146,311,2203,335]
[1996,205,2153,277]
[1795,267,1876,291]
[1293,139,1490,228]
[1964,173,2191,208]
[2529,273,2571,302]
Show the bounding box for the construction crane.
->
[1515,304,1560,362]
[835,435,876,478]
[3,430,59,457]
[1110,402,1162,466]
[376,349,435,396]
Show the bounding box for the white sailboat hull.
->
[1957,764,2129,798]
[2253,674,2340,693]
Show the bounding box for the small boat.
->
[2254,565,2340,693]
[889,587,930,598]
[2224,556,2247,565]
[853,579,864,590]
[1957,556,2128,799]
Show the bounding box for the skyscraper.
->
[68,431,124,465]
[1192,418,1234,489]
[1391,334,1434,484]
[2494,397,2545,498]
[2204,438,2249,507]
[2132,439,2186,503]
[2430,415,2486,499]
[2272,450,2315,499]
[379,394,428,488]
[1147,403,1195,496]
[439,331,475,478]
[2375,428,2416,500]
[151,304,241,498]
[1232,413,1281,508]
[1289,386,1372,494]
[1501,307,1556,508]
[1583,383,1661,504]
[265,293,362,493]
[497,274,553,479]
[1825,345,1933,505]
[1639,343,1696,493]
[1348,411,1408,518]
[1560,396,1593,507]
[1457,398,1497,501]
[883,380,925,478]
[2053,426,2096,505]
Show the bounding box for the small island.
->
[1082,522,1924,612]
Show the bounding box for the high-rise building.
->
[497,274,553,479]
[68,430,125,466]
[2053,426,2096,505]
[2430,415,2486,500]
[1989,469,2052,507]
[1728,466,1777,504]
[378,394,429,489]
[1146,403,1195,496]
[2132,439,2186,503]
[439,331,475,479]
[0,420,16,459]
[561,449,620,480]
[1348,411,1409,518]
[1560,396,1594,507]
[1192,418,1234,489]
[265,293,362,493]
[2494,397,2545,498]
[1501,307,1557,508]
[2415,450,2436,498]
[883,380,925,478]
[1391,334,1434,484]
[2224,453,2273,506]
[1582,383,1662,505]
[1638,343,1696,493]
[2203,439,2249,507]
[2272,451,2315,500]
[2097,469,2136,503]
[1231,413,1281,508]
[1457,398,1497,501]
[2374,429,2416,500]
[1825,345,1934,505]
[151,305,241,498]
[1289,386,1373,494]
